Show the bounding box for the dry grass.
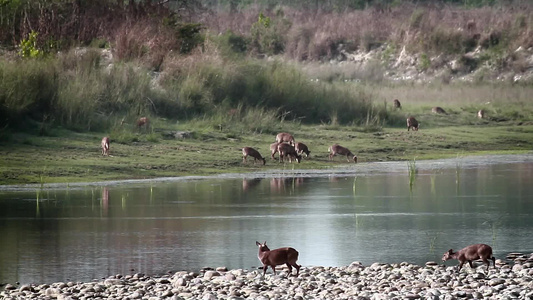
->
[201,3,533,60]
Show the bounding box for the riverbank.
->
[1,121,532,186]
[2,254,532,300]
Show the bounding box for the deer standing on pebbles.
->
[256,241,300,277]
[442,243,496,272]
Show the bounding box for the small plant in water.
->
[426,231,441,254]
[352,176,357,197]
[430,172,436,197]
[407,158,417,192]
[455,153,464,194]
[483,216,504,246]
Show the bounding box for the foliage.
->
[419,53,430,71]
[19,31,43,58]
[250,11,291,55]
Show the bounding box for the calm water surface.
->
[0,154,532,285]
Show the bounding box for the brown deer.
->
[101,137,110,156]
[328,144,357,163]
[477,109,485,119]
[442,243,496,272]
[294,142,310,158]
[242,147,266,165]
[393,99,402,110]
[256,241,300,277]
[270,142,281,160]
[278,143,302,163]
[137,117,150,131]
[407,116,419,131]
[432,107,447,114]
[275,132,295,146]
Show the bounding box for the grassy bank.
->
[1,113,532,185]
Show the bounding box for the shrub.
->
[250,11,291,55]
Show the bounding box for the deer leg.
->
[457,261,465,272]
[346,155,351,162]
[286,263,292,276]
[491,256,496,269]
[262,265,267,277]
[271,265,276,275]
[468,260,474,269]
[243,155,247,163]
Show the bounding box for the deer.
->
[477,109,485,119]
[442,243,496,272]
[328,144,357,163]
[278,143,302,163]
[432,106,447,114]
[407,116,419,131]
[275,132,295,146]
[101,137,110,156]
[294,142,310,158]
[256,241,300,277]
[242,147,266,165]
[270,142,281,160]
[137,117,150,131]
[393,99,402,110]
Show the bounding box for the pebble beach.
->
[2,254,532,300]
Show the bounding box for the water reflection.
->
[101,187,109,217]
[0,156,532,285]
[269,177,305,193]
[242,178,262,193]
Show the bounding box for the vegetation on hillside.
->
[0,0,532,134]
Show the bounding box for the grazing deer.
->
[270,142,281,160]
[275,132,295,146]
[242,147,266,165]
[137,117,150,131]
[328,144,357,163]
[256,241,300,277]
[442,244,496,272]
[101,137,110,156]
[432,107,447,114]
[393,99,402,110]
[477,109,485,119]
[294,142,310,158]
[278,143,302,163]
[407,116,419,131]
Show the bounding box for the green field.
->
[1,106,532,186]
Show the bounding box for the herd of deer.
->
[103,101,487,160]
[257,241,496,277]
[242,132,358,166]
[393,98,486,132]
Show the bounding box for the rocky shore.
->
[2,254,532,300]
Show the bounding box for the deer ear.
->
[264,241,267,245]
[256,241,260,246]
[448,249,453,253]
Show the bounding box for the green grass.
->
[1,114,532,185]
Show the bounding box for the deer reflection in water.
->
[101,187,109,217]
[242,178,263,193]
[270,177,305,193]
